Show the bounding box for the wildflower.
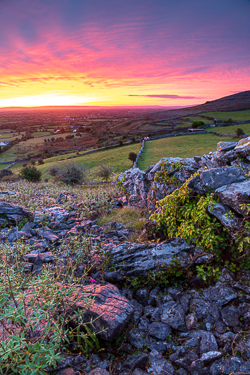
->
[89,278,95,283]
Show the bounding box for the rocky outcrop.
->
[118,136,250,207]
[0,201,34,225]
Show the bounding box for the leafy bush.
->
[128,152,137,163]
[20,166,41,182]
[53,162,89,185]
[150,175,229,253]
[191,120,205,128]
[96,164,113,182]
[235,128,245,137]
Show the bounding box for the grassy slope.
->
[137,133,240,170]
[37,143,142,179]
[201,109,250,122]
[207,123,250,134]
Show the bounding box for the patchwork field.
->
[207,123,250,134]
[137,133,239,170]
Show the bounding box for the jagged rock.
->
[71,284,134,342]
[222,357,244,374]
[208,203,242,232]
[0,201,33,224]
[128,329,145,348]
[88,369,110,375]
[122,354,149,372]
[221,305,240,327]
[37,227,59,243]
[132,369,148,375]
[108,238,209,277]
[148,349,177,375]
[203,283,238,306]
[200,331,218,354]
[188,166,245,193]
[7,228,28,242]
[234,136,250,157]
[210,358,227,375]
[161,301,186,331]
[46,206,69,223]
[215,179,250,217]
[217,141,237,152]
[148,322,172,340]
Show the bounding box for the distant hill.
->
[145,90,250,121]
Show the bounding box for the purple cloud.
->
[129,94,202,99]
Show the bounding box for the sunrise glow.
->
[0,0,249,107]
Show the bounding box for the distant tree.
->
[96,164,113,182]
[128,152,137,163]
[235,128,245,137]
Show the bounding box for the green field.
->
[137,133,239,170]
[207,123,250,134]
[201,109,250,122]
[37,143,141,180]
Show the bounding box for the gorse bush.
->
[20,166,41,182]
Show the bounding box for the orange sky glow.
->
[0,0,249,108]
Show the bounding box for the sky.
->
[0,0,249,107]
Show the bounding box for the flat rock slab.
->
[0,201,33,224]
[72,284,134,342]
[109,238,199,277]
[217,142,237,152]
[188,167,245,193]
[215,179,250,217]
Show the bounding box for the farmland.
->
[137,133,240,170]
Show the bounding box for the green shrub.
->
[191,120,205,128]
[20,166,41,182]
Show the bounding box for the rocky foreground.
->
[1,137,250,374]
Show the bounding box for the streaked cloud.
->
[0,0,249,106]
